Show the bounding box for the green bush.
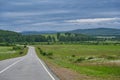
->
[24,45,27,48]
[71,54,76,57]
[42,52,47,56]
[106,55,116,60]
[87,56,94,60]
[38,47,53,57]
[19,51,23,55]
[75,57,85,63]
[38,47,43,53]
[13,46,22,50]
[46,52,53,56]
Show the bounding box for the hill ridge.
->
[68,28,120,36]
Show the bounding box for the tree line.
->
[0,30,120,44]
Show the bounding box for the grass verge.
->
[0,46,28,61]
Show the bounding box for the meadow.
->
[36,45,120,80]
[0,46,28,61]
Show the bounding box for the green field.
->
[0,46,28,60]
[36,45,120,80]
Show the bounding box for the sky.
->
[0,0,120,32]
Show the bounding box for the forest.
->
[0,30,120,44]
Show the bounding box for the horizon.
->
[20,27,120,32]
[0,0,120,32]
[1,27,120,33]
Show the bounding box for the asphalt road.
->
[0,46,59,80]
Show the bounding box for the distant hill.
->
[69,28,120,36]
[0,29,120,43]
[21,28,120,36]
[0,30,22,43]
[21,31,57,35]
[0,30,21,36]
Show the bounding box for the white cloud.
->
[66,18,120,23]
[32,22,53,26]
[31,22,60,26]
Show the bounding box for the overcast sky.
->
[0,0,120,32]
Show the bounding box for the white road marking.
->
[32,46,56,80]
[31,46,56,80]
[37,58,56,80]
[0,58,24,74]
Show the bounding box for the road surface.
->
[0,46,59,80]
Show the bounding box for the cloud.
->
[95,12,120,16]
[0,0,120,31]
[65,18,120,23]
[9,2,33,6]
[0,12,39,17]
[14,20,33,24]
[9,0,63,5]
[8,1,52,6]
[0,10,69,18]
[31,22,58,26]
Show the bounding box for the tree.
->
[57,33,61,40]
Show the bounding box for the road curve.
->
[0,46,59,80]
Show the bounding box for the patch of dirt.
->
[46,61,99,80]
[110,60,120,63]
[106,60,120,66]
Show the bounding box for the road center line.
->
[37,57,56,80]
[0,58,24,74]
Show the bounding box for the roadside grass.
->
[36,45,120,80]
[0,46,28,61]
